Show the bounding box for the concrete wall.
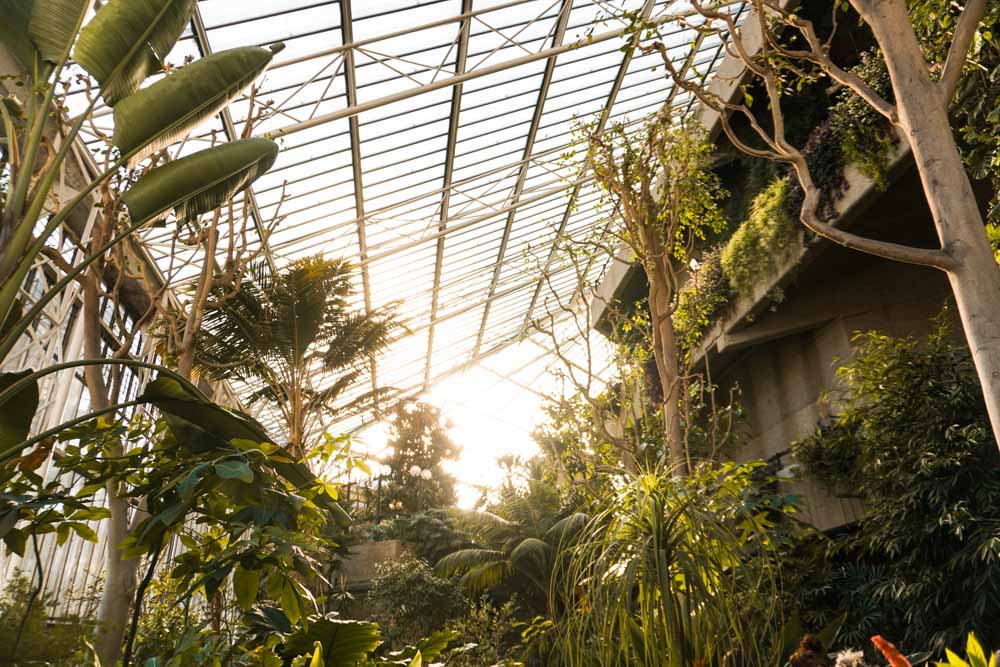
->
[712,224,955,530]
[340,539,406,589]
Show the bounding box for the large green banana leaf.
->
[27,0,87,64]
[113,44,283,165]
[121,137,278,223]
[0,370,39,455]
[139,376,352,528]
[74,0,195,106]
[0,0,36,70]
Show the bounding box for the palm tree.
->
[435,460,586,615]
[193,256,396,455]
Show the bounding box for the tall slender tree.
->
[382,400,461,512]
[587,119,727,475]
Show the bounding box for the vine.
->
[723,177,798,294]
[673,247,731,352]
[829,50,899,189]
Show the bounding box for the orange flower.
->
[871,635,911,667]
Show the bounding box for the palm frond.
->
[322,305,399,371]
[434,548,506,577]
[509,537,553,593]
[460,560,510,594]
[545,512,588,547]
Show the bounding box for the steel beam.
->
[424,0,474,392]
[339,0,380,401]
[520,0,655,337]
[264,3,739,139]
[472,0,573,360]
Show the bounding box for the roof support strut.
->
[339,0,380,402]
[472,0,574,360]
[424,0,474,392]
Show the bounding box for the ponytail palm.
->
[550,464,789,667]
[193,256,396,455]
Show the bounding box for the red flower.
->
[871,635,911,667]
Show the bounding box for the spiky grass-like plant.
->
[549,463,787,666]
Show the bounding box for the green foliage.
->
[382,401,461,513]
[112,44,281,162]
[437,459,583,616]
[718,154,784,232]
[673,246,731,350]
[784,118,848,224]
[791,316,1000,653]
[829,50,898,189]
[550,462,797,666]
[73,0,195,105]
[0,0,280,360]
[0,573,94,666]
[588,117,727,257]
[382,509,470,564]
[123,136,279,223]
[0,370,38,454]
[910,0,1000,225]
[445,597,520,667]
[721,177,796,295]
[367,556,468,650]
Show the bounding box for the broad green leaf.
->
[0,510,19,539]
[28,0,88,64]
[140,376,351,527]
[67,521,98,542]
[413,630,457,662]
[113,44,283,164]
[407,651,422,667]
[244,605,292,635]
[0,0,36,69]
[0,370,39,455]
[74,0,195,106]
[3,527,27,556]
[281,579,301,626]
[215,459,254,483]
[282,618,382,667]
[233,566,260,610]
[122,137,278,223]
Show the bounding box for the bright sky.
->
[355,328,615,508]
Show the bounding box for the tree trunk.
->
[94,493,138,666]
[864,0,1000,445]
[83,263,139,667]
[648,276,688,476]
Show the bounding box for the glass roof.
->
[74,0,746,437]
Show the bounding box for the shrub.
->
[367,555,468,649]
[830,50,898,189]
[721,177,797,294]
[383,509,470,564]
[791,315,1000,653]
[0,573,94,666]
[673,245,732,350]
[445,597,521,667]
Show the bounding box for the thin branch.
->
[940,0,987,99]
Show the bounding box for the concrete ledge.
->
[690,138,912,366]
